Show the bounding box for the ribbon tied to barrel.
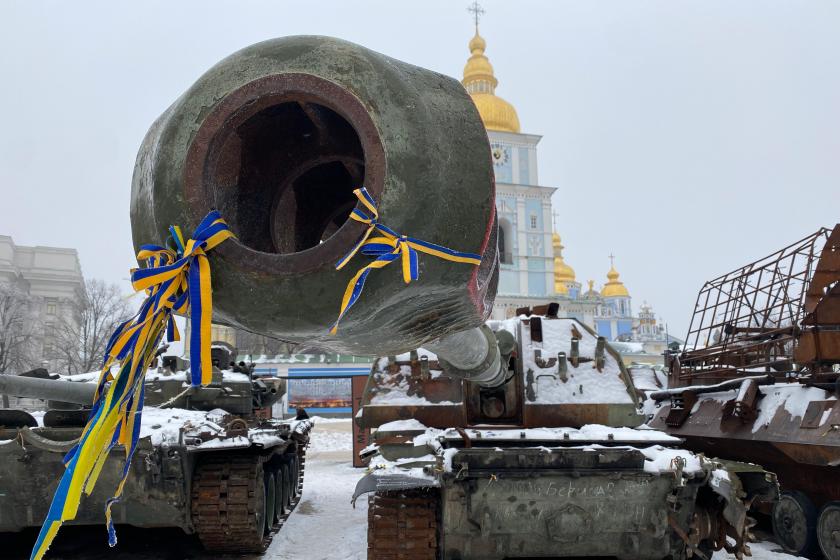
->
[331,187,483,334]
[31,211,234,560]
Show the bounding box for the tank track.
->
[191,445,306,554]
[367,489,439,560]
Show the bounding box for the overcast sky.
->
[1,1,838,337]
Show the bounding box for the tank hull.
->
[0,417,310,554]
[0,428,192,532]
[363,431,777,560]
[649,387,840,505]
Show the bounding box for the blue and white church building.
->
[461,26,653,345]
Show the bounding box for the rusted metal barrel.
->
[131,35,497,356]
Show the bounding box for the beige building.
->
[0,235,84,370]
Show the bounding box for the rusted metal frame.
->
[776,257,804,337]
[680,228,833,386]
[745,265,767,330]
[771,260,806,366]
[682,334,795,361]
[720,235,821,326]
[685,281,713,352]
[695,268,801,351]
[755,263,802,333]
[682,353,792,376]
[697,229,828,292]
[715,274,751,372]
[680,325,798,381]
[795,232,828,363]
[728,273,763,334]
[681,354,792,381]
[689,275,796,328]
[682,229,831,383]
[704,275,728,376]
[678,366,786,380]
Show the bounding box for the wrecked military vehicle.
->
[354,310,778,560]
[0,354,309,554]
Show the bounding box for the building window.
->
[498,226,507,263]
[498,217,513,264]
[46,302,57,315]
[530,215,537,229]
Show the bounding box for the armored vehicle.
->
[0,362,310,554]
[353,310,778,560]
[648,224,840,559]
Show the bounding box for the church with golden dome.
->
[462,19,671,349]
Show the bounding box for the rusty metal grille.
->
[678,228,833,384]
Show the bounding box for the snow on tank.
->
[498,316,637,405]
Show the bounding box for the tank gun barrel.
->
[426,325,506,388]
[130,35,498,358]
[0,375,97,406]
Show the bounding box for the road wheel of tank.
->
[367,489,439,560]
[191,456,269,553]
[276,464,290,517]
[289,454,300,499]
[281,463,293,510]
[772,491,818,557]
[817,502,840,560]
[264,472,277,533]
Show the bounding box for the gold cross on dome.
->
[467,1,485,29]
[608,253,615,267]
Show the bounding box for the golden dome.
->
[462,30,521,133]
[470,94,521,133]
[552,233,576,292]
[601,265,630,298]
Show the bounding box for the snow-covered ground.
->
[265,420,367,560]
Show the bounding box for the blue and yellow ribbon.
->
[30,210,234,560]
[331,187,482,334]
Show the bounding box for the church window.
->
[530,215,537,229]
[498,226,507,262]
[46,301,57,315]
[498,217,513,264]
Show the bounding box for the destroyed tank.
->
[125,34,777,559]
[0,358,310,554]
[648,224,840,560]
[353,307,778,560]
